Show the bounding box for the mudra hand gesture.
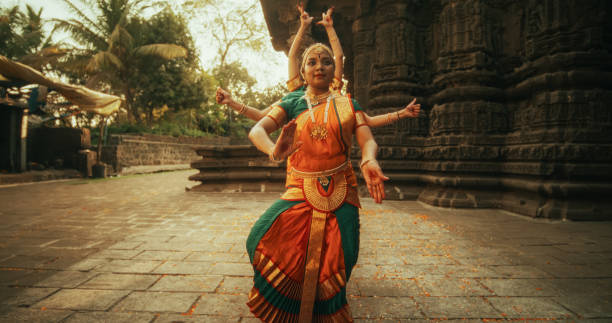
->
[270,119,303,161]
[361,160,389,204]
[297,3,313,26]
[215,87,232,105]
[400,98,421,118]
[317,6,334,27]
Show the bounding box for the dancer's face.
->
[302,49,334,91]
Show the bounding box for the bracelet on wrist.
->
[360,159,372,169]
[269,150,281,162]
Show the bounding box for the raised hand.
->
[215,87,232,105]
[400,98,421,118]
[297,3,313,26]
[317,6,334,28]
[271,119,303,161]
[361,160,389,204]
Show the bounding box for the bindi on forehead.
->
[307,50,331,60]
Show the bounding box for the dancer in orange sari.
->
[247,42,403,322]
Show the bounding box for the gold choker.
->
[305,91,331,106]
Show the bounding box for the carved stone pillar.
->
[419,0,507,208]
[500,0,612,219]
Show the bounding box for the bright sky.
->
[8,0,288,91]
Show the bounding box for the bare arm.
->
[363,98,421,127]
[317,7,343,81]
[356,125,388,203]
[288,4,313,88]
[249,114,302,161]
[216,87,267,121]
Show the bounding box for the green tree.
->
[54,0,187,122]
[128,7,211,124]
[0,5,64,71]
[182,0,268,136]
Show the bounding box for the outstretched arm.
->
[317,7,343,83]
[356,125,388,203]
[287,3,313,90]
[216,87,271,121]
[364,98,421,128]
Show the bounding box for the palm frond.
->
[60,0,105,36]
[109,24,133,52]
[87,50,123,72]
[52,19,107,50]
[133,44,187,60]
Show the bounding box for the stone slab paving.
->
[0,170,611,322]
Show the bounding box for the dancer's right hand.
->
[297,3,313,26]
[271,119,302,161]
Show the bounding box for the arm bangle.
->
[269,150,282,162]
[360,159,371,169]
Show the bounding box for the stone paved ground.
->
[0,170,611,322]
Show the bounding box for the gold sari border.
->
[248,287,299,323]
[318,270,347,301]
[253,250,302,300]
[266,106,286,128]
[286,76,304,92]
[248,288,354,323]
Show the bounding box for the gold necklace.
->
[305,91,331,106]
[302,91,335,141]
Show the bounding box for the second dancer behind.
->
[216,5,420,128]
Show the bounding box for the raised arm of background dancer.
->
[216,87,271,121]
[288,4,313,86]
[317,7,343,81]
[364,98,421,128]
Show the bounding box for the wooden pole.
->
[97,116,105,164]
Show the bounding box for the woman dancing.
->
[245,38,413,321]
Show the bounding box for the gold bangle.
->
[360,159,371,169]
[387,113,393,125]
[396,111,400,121]
[239,103,247,114]
[269,151,281,162]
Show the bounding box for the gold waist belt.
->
[290,160,349,179]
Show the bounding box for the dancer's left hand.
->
[399,98,421,118]
[317,7,334,28]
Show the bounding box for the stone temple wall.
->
[101,134,230,175]
[260,0,612,220]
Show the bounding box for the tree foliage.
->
[0,5,64,71]
[54,0,188,122]
[128,7,211,123]
[1,0,289,139]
